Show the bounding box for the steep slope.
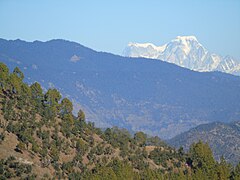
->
[0,63,198,179]
[123,36,240,75]
[1,63,239,179]
[1,38,240,139]
[168,121,240,165]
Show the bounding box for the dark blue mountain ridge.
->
[0,38,240,139]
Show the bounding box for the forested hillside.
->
[0,62,239,179]
[168,121,240,165]
[1,39,240,139]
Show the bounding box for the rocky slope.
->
[168,121,240,165]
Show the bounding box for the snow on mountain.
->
[123,42,166,59]
[123,36,240,75]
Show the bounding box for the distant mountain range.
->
[1,38,240,139]
[123,36,240,76]
[168,121,240,165]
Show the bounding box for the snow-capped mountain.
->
[1,38,240,139]
[123,36,240,75]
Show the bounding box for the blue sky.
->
[1,0,240,59]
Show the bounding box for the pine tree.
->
[189,141,216,178]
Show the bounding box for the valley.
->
[1,38,240,139]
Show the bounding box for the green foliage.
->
[61,115,74,138]
[215,156,231,180]
[0,62,9,90]
[76,139,88,155]
[140,168,164,180]
[8,73,22,94]
[30,82,43,99]
[30,82,44,110]
[60,98,73,115]
[187,141,233,179]
[0,132,5,143]
[149,147,176,166]
[50,144,60,162]
[146,136,167,147]
[188,141,216,174]
[0,156,33,179]
[77,109,85,121]
[16,141,26,152]
[103,127,131,150]
[88,166,117,180]
[178,146,185,157]
[13,67,24,80]
[31,140,40,153]
[108,159,137,179]
[0,63,239,179]
[231,161,240,179]
[62,161,74,174]
[44,88,61,114]
[134,131,147,146]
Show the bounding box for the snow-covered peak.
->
[125,36,203,57]
[127,42,166,52]
[123,41,167,59]
[165,35,205,56]
[128,42,155,48]
[123,36,240,76]
[175,35,198,42]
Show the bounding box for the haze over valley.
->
[1,38,240,139]
[0,0,240,179]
